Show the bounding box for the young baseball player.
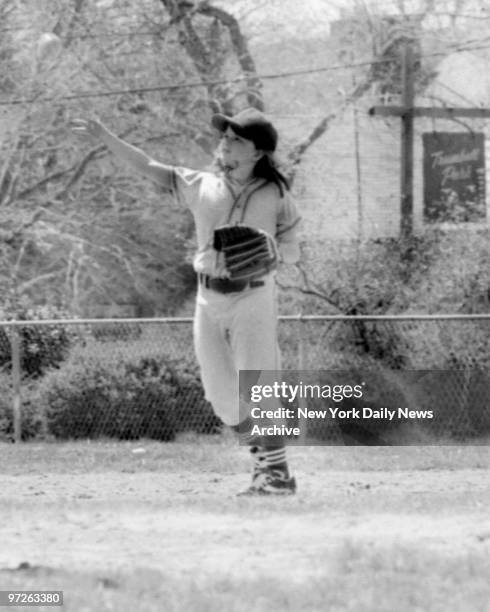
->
[71,108,301,495]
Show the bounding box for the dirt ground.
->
[1,440,490,611]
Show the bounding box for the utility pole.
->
[400,42,414,240]
[369,41,490,238]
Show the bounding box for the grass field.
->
[1,435,490,611]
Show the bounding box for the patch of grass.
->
[1,437,490,475]
[1,543,490,612]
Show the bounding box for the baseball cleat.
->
[238,469,297,496]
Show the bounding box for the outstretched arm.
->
[70,118,173,190]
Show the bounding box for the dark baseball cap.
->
[211,107,278,152]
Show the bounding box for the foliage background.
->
[1,0,488,319]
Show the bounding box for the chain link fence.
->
[0,315,489,444]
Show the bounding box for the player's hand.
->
[70,118,105,140]
[214,251,231,279]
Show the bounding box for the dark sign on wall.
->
[423,132,486,223]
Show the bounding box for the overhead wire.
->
[2,2,490,108]
[1,37,490,107]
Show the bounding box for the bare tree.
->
[158,0,264,113]
[2,0,488,315]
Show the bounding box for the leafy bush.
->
[280,228,489,373]
[0,305,76,378]
[291,361,490,443]
[277,325,490,442]
[292,358,413,444]
[37,341,221,441]
[0,374,44,441]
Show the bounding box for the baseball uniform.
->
[170,167,300,426]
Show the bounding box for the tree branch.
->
[16,168,75,201]
[197,3,264,110]
[277,261,344,312]
[18,271,63,292]
[55,145,106,199]
[15,125,143,203]
[159,0,263,112]
[286,111,339,183]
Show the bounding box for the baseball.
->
[36,33,62,62]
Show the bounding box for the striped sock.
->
[231,419,290,478]
[262,446,289,478]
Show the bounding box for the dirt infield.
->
[1,438,490,611]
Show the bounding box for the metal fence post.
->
[10,326,22,443]
[0,315,487,444]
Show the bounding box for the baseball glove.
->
[213,224,278,281]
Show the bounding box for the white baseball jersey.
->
[171,168,300,275]
[170,166,301,426]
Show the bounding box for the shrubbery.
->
[35,341,221,441]
[280,229,489,372]
[277,229,490,442]
[0,305,75,378]
[0,374,44,441]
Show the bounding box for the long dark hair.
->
[252,153,289,197]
